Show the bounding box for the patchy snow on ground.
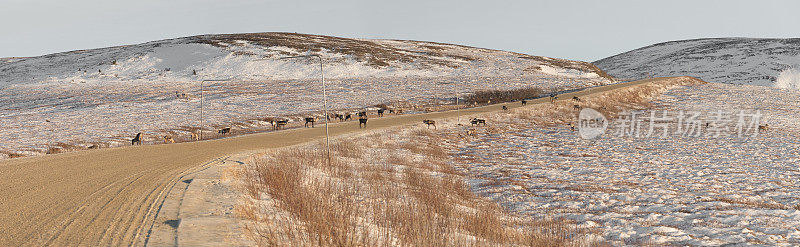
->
[0,33,611,156]
[594,38,800,87]
[450,83,800,246]
[775,68,800,90]
[0,74,597,156]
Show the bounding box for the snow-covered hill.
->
[0,32,611,88]
[0,32,612,157]
[594,38,800,87]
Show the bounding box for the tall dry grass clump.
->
[464,87,544,105]
[236,127,594,246]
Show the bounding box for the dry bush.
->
[0,150,24,159]
[237,127,591,246]
[46,142,87,155]
[465,87,544,105]
[233,77,712,246]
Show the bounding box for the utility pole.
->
[281,55,330,165]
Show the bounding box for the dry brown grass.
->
[233,78,708,246]
[0,150,25,159]
[194,32,471,68]
[236,126,593,246]
[715,197,791,210]
[505,77,706,127]
[464,87,544,105]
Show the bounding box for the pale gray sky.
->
[1,0,798,61]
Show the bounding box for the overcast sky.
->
[2,0,798,61]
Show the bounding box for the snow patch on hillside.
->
[0,33,612,157]
[594,38,800,86]
[775,68,800,90]
[539,65,600,79]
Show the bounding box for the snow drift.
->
[775,68,800,90]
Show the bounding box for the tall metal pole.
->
[280,55,330,165]
[318,56,331,164]
[456,92,460,123]
[200,80,204,140]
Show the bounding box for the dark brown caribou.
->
[304,117,316,128]
[470,118,486,126]
[359,117,368,128]
[131,133,142,145]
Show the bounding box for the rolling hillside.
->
[0,32,611,88]
[0,32,612,157]
[594,38,800,86]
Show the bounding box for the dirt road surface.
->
[0,78,663,246]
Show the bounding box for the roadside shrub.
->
[464,87,544,104]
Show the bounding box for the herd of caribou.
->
[130,92,770,145]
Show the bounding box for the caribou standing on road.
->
[272,119,288,130]
[131,133,142,145]
[305,117,316,128]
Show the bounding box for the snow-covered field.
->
[594,38,800,87]
[0,33,610,157]
[451,83,800,246]
[0,75,598,156]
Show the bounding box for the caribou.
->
[359,117,368,128]
[272,119,288,130]
[423,119,436,129]
[471,118,486,126]
[305,117,316,128]
[131,133,142,145]
[218,127,231,135]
